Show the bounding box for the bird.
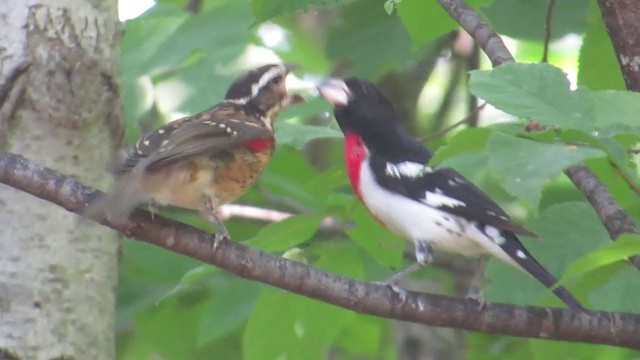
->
[317,77,584,310]
[84,64,304,241]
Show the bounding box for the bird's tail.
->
[501,233,585,311]
[81,172,145,225]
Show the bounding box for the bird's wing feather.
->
[369,157,537,237]
[113,103,272,176]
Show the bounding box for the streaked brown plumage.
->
[84,64,303,238]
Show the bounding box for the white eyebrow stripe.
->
[251,66,283,98]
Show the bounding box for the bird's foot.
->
[465,256,488,312]
[211,229,229,252]
[373,279,409,304]
[373,262,423,304]
[201,197,231,250]
[465,286,486,312]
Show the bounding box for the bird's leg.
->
[201,197,230,247]
[147,199,158,221]
[466,255,488,309]
[375,240,433,302]
[414,240,434,266]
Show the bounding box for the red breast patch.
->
[243,138,273,153]
[344,132,368,201]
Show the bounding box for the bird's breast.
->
[344,132,369,201]
[140,148,272,210]
[357,161,487,256]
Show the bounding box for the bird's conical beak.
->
[317,78,351,107]
[282,64,305,104]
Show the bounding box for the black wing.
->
[113,102,272,176]
[369,156,537,237]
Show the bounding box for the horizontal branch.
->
[1,151,639,348]
[436,0,640,270]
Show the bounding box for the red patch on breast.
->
[344,132,369,201]
[243,138,273,153]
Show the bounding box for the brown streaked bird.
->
[84,64,304,240]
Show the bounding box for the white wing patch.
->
[422,191,466,208]
[484,225,506,245]
[384,161,432,179]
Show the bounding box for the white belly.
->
[358,161,518,266]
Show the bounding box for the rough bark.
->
[597,0,640,91]
[1,152,640,349]
[0,1,121,359]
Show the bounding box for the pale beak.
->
[317,78,351,107]
[283,64,305,104]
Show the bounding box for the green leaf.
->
[117,240,202,326]
[303,166,350,200]
[334,315,386,356]
[469,63,595,130]
[558,234,640,283]
[347,205,404,269]
[484,0,589,42]
[326,0,413,78]
[486,132,603,208]
[197,278,262,346]
[589,264,640,312]
[592,90,640,128]
[251,0,353,21]
[429,128,491,165]
[529,336,632,360]
[397,0,457,48]
[134,294,207,359]
[485,202,609,307]
[243,245,360,360]
[272,19,332,73]
[469,63,596,130]
[276,122,343,149]
[577,0,625,90]
[245,214,324,252]
[397,0,492,49]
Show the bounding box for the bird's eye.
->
[271,77,282,86]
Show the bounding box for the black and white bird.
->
[317,77,583,310]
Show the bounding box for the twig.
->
[466,43,481,127]
[423,103,486,141]
[542,0,557,63]
[1,151,639,348]
[218,204,349,234]
[436,0,639,271]
[257,184,311,214]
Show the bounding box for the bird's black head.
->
[225,64,304,123]
[317,77,417,154]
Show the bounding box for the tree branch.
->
[436,0,640,270]
[1,151,640,348]
[597,0,640,91]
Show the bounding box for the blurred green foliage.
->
[116,0,640,358]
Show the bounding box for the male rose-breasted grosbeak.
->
[317,77,583,310]
[85,64,303,239]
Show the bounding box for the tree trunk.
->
[0,1,121,359]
